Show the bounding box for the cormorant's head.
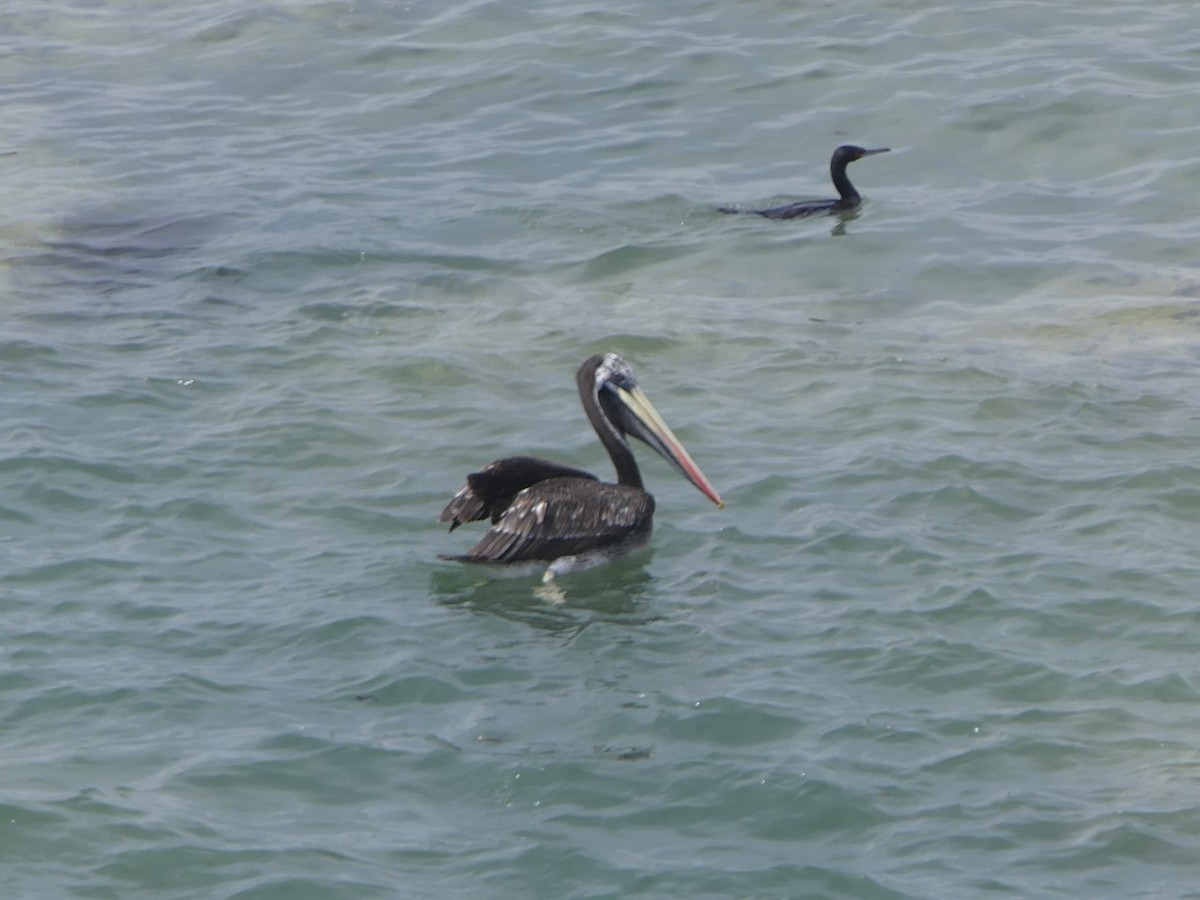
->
[834,145,890,165]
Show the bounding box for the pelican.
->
[439,353,723,586]
[720,144,890,219]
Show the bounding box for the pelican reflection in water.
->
[439,353,722,594]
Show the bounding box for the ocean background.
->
[5,1,1200,897]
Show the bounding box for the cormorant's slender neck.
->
[577,363,644,490]
[830,155,860,205]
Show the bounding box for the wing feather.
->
[445,477,654,563]
[439,456,597,531]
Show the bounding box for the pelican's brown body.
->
[439,354,722,580]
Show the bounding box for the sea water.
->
[4,1,1200,897]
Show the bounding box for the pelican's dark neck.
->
[577,364,644,490]
[830,156,861,205]
[598,420,643,489]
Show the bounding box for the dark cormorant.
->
[439,353,722,586]
[721,144,890,219]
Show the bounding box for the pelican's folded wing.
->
[444,477,653,563]
[439,456,598,531]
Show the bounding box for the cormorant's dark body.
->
[721,145,889,220]
[439,354,722,575]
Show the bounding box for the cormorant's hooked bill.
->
[438,354,722,584]
[720,144,890,220]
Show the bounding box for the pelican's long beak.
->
[616,385,724,508]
